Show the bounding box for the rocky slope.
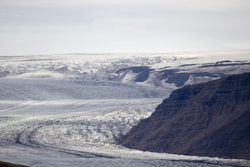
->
[120,73,250,160]
[0,161,29,167]
[110,60,250,88]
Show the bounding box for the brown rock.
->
[121,73,250,160]
[0,161,29,167]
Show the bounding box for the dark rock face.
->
[120,73,250,160]
[114,66,153,82]
[111,60,250,88]
[0,161,29,167]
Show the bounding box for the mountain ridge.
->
[120,72,250,160]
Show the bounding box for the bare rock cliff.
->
[121,73,250,160]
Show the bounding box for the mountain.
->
[120,73,250,160]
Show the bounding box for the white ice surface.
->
[150,50,250,70]
[0,53,185,78]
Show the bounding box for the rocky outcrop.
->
[0,161,29,167]
[120,73,250,160]
[110,60,250,88]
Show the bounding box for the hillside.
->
[0,161,29,167]
[121,73,250,160]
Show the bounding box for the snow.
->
[0,51,250,166]
[150,50,250,70]
[0,77,172,100]
[0,53,186,78]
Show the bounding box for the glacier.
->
[0,51,250,166]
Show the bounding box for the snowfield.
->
[1,51,250,166]
[0,53,183,78]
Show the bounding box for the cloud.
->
[1,0,250,10]
[1,0,250,53]
[0,0,249,10]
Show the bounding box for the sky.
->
[1,0,250,54]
